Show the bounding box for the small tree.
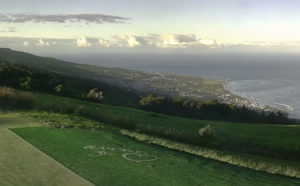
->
[54,84,63,93]
[199,125,215,145]
[19,76,32,90]
[139,94,165,112]
[87,88,103,101]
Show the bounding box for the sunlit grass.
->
[18,110,300,179]
[121,130,300,178]
[11,126,300,185]
[9,90,298,162]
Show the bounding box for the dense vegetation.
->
[1,55,299,160]
[0,87,35,111]
[0,47,257,111]
[1,61,297,125]
[1,48,300,183]
[139,95,293,124]
[1,48,300,173]
[2,86,300,163]
[0,61,140,106]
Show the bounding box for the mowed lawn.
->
[11,126,300,186]
[0,114,93,186]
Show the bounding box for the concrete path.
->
[0,114,94,186]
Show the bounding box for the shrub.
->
[199,125,215,145]
[0,87,35,111]
[87,88,103,102]
[0,87,16,109]
[15,91,36,109]
[54,84,63,93]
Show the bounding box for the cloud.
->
[76,37,92,47]
[36,38,51,46]
[112,34,219,48]
[113,35,143,47]
[150,34,219,48]
[149,34,197,48]
[229,40,300,48]
[0,13,130,24]
[8,27,16,32]
[0,37,74,48]
[99,38,110,47]
[198,39,218,46]
[188,38,219,48]
[37,39,45,46]
[0,26,17,33]
[2,35,299,52]
[0,37,97,48]
[0,34,220,49]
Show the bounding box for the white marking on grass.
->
[122,152,157,163]
[84,146,157,162]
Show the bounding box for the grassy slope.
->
[1,48,300,181]
[2,85,300,176]
[0,48,141,107]
[0,48,233,102]
[33,93,300,161]
[11,125,300,186]
[0,48,77,72]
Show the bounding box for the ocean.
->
[58,53,300,119]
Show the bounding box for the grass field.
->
[2,48,300,185]
[2,86,300,182]
[11,125,300,186]
[31,93,300,162]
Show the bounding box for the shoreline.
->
[224,80,299,119]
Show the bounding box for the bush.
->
[87,88,103,102]
[0,87,17,111]
[0,87,35,111]
[199,125,215,145]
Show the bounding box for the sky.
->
[1,0,300,54]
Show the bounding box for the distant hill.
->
[0,48,264,110]
[0,48,85,73]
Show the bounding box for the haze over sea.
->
[59,53,300,119]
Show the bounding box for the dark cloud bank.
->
[0,13,130,24]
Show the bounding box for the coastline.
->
[225,80,299,119]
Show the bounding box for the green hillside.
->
[12,124,300,186]
[1,48,300,184]
[0,47,261,110]
[1,47,289,124]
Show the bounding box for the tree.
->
[199,125,215,145]
[19,76,32,90]
[87,88,103,101]
[54,84,63,93]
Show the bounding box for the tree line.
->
[0,61,104,101]
[1,60,296,124]
[139,94,294,124]
[0,60,141,106]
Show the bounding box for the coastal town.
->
[76,64,270,112]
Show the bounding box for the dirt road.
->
[0,114,93,186]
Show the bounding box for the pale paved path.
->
[0,114,94,186]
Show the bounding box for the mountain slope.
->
[0,48,264,110]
